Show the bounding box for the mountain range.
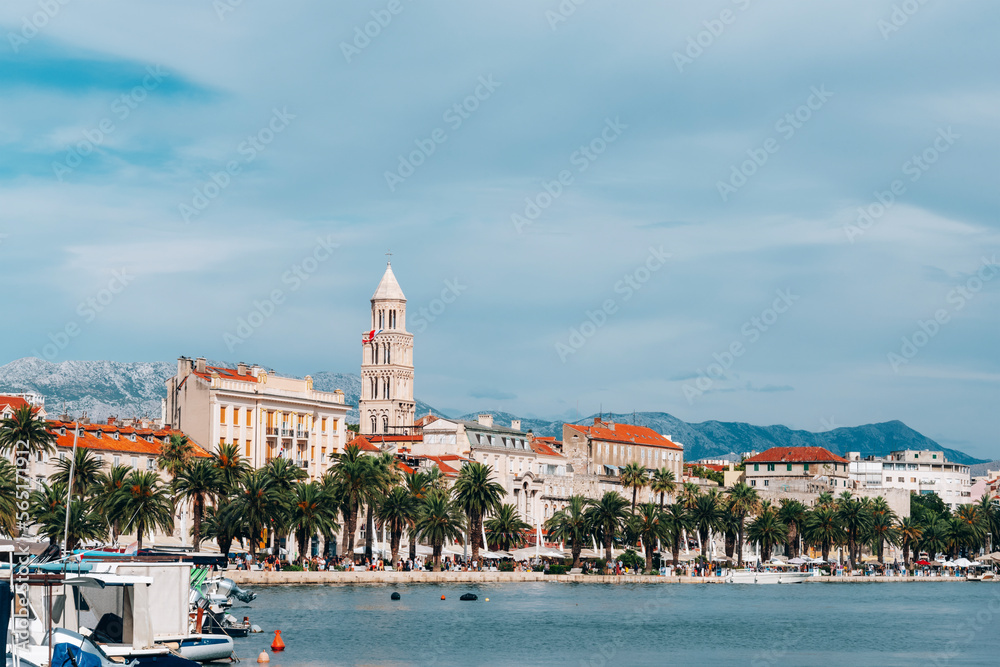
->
[0,357,985,465]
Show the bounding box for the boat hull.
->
[726,570,814,584]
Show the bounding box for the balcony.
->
[281,428,294,437]
[266,427,279,437]
[296,430,309,440]
[295,459,309,469]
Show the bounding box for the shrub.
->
[546,565,567,575]
[498,561,515,572]
[284,564,304,572]
[619,550,643,571]
[595,558,607,573]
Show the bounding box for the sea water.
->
[230,581,999,666]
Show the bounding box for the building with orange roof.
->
[562,418,684,481]
[0,394,47,420]
[163,357,350,481]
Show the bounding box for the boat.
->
[966,572,995,582]
[724,568,817,584]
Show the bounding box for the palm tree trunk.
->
[390,529,400,566]
[347,504,358,561]
[470,511,481,564]
[572,544,582,569]
[433,544,442,571]
[737,519,745,567]
[605,535,613,563]
[644,543,654,573]
[364,503,374,562]
[137,521,144,552]
[193,495,204,549]
[659,492,664,509]
[408,528,417,561]
[672,535,680,567]
[631,488,637,512]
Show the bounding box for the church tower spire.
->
[359,260,415,435]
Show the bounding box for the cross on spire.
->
[385,249,392,264]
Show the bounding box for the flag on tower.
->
[363,329,383,343]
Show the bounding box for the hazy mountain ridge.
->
[0,358,984,464]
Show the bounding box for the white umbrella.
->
[788,557,808,565]
[953,557,973,567]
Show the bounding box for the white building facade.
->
[163,357,349,480]
[847,449,972,510]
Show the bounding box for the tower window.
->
[371,415,377,433]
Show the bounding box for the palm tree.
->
[30,494,107,552]
[868,511,899,564]
[201,503,244,558]
[263,457,308,554]
[689,491,724,555]
[727,483,759,566]
[662,502,692,567]
[953,504,987,557]
[329,444,369,561]
[545,495,591,568]
[375,486,417,565]
[213,443,251,495]
[678,482,701,509]
[804,506,843,562]
[51,448,104,499]
[920,518,952,560]
[363,452,401,561]
[157,434,195,483]
[815,492,835,509]
[485,504,531,552]
[174,459,221,549]
[93,464,131,542]
[650,468,677,508]
[586,492,630,562]
[619,462,648,512]
[227,470,285,557]
[403,471,432,560]
[630,503,667,572]
[0,458,19,536]
[836,497,871,569]
[112,470,174,551]
[777,499,809,558]
[415,489,466,571]
[0,404,56,476]
[290,481,340,564]
[897,516,923,567]
[452,462,505,564]
[746,507,787,562]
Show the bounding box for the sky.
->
[0,1,997,458]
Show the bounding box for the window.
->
[898,477,904,482]
[763,480,769,487]
[233,409,239,426]
[911,478,916,483]
[322,417,327,433]
[750,479,756,487]
[311,446,315,460]
[753,464,759,471]
[786,463,792,471]
[131,456,138,469]
[766,463,775,472]
[246,440,252,457]
[804,463,810,472]
[220,406,227,424]
[147,458,155,470]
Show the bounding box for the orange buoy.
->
[257,650,270,663]
[440,595,446,600]
[271,630,285,652]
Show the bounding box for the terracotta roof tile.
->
[744,447,848,465]
[47,421,210,458]
[566,422,682,451]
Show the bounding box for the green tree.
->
[952,504,987,557]
[689,491,724,555]
[290,481,340,565]
[403,470,432,561]
[174,459,221,549]
[485,503,531,552]
[777,499,809,558]
[804,506,843,562]
[746,506,788,562]
[263,457,308,554]
[93,464,132,542]
[919,518,952,559]
[375,486,418,565]
[662,502,692,567]
[452,461,505,564]
[415,489,466,571]
[213,443,251,495]
[868,511,899,564]
[545,495,591,568]
[0,404,57,479]
[329,443,369,560]
[363,452,402,561]
[157,434,195,483]
[586,491,630,562]
[650,468,677,508]
[51,448,104,499]
[227,470,285,557]
[678,482,701,509]
[726,482,760,566]
[836,497,871,569]
[0,458,19,536]
[29,491,107,552]
[629,502,667,572]
[201,503,244,558]
[619,462,648,512]
[897,516,923,566]
[112,470,174,551]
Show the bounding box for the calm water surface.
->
[229,581,999,666]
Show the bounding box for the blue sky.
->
[1,1,997,458]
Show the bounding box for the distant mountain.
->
[456,410,987,466]
[0,358,985,465]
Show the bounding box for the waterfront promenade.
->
[226,570,986,585]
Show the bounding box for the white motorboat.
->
[725,568,817,584]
